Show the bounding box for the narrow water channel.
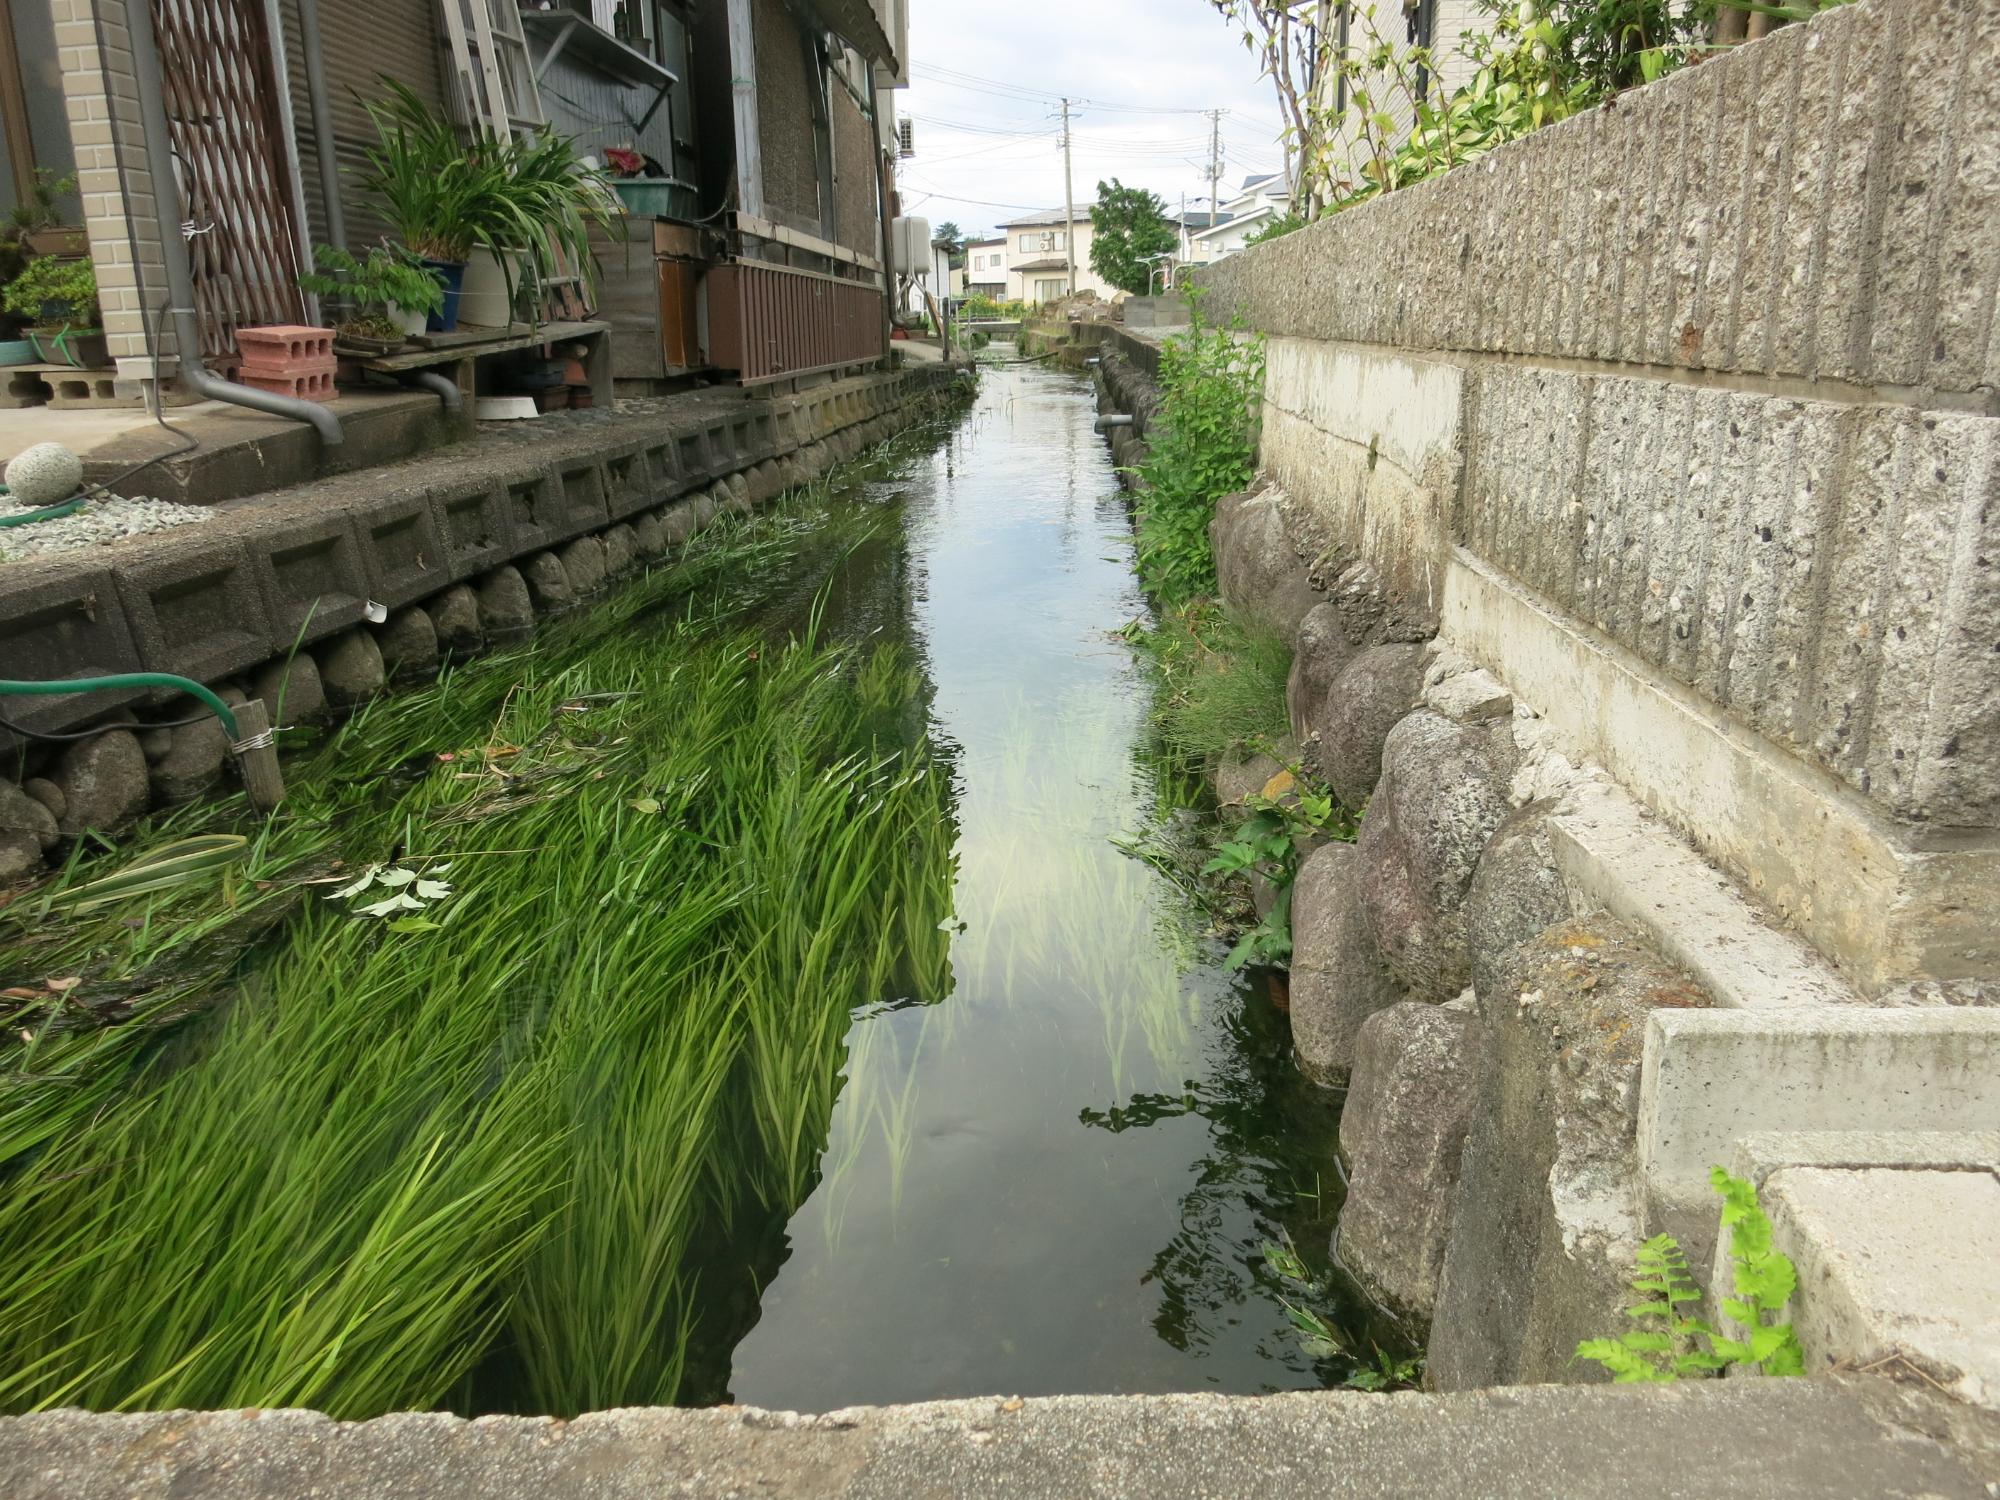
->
[721,353,1362,1406]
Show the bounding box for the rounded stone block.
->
[478,565,535,638]
[1288,840,1404,1085]
[430,585,484,656]
[1359,709,1516,1002]
[1315,643,1427,811]
[316,628,387,710]
[376,606,440,684]
[53,730,149,837]
[523,552,574,614]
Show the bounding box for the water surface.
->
[724,353,1370,1407]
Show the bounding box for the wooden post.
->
[232,698,287,813]
[726,0,763,216]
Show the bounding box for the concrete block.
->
[236,509,370,651]
[112,528,272,683]
[675,430,710,481]
[1544,777,1858,1011]
[0,557,146,737]
[1440,549,2000,990]
[601,441,654,520]
[343,490,450,609]
[1760,1166,2000,1409]
[428,479,513,580]
[238,369,335,401]
[232,324,332,367]
[1637,1008,2000,1250]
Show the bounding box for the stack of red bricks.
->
[234,325,339,401]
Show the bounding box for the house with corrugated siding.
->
[42,0,912,405]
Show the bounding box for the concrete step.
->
[0,1378,1992,1498]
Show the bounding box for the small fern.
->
[1576,1169,1803,1383]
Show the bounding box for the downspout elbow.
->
[405,369,462,415]
[179,361,345,445]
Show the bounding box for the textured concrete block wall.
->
[1201,0,2000,396]
[1196,0,2000,831]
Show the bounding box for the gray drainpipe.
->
[126,0,344,446]
[294,0,345,252]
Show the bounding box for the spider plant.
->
[358,79,617,301]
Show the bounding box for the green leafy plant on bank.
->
[1125,601,1292,777]
[1131,295,1266,606]
[1576,1167,1804,1383]
[1206,776,1354,970]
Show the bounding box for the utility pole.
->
[1060,97,1077,297]
[1206,109,1224,244]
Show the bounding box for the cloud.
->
[893,0,1287,238]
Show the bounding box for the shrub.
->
[1132,299,1266,606]
[2,256,98,326]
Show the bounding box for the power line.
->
[911,62,1231,118]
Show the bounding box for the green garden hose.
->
[0,674,241,740]
[0,496,87,527]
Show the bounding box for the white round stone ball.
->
[5,442,85,508]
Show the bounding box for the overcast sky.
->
[893,0,1289,239]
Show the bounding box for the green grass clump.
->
[0,494,957,1418]
[1127,600,1292,776]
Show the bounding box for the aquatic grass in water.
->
[0,493,959,1418]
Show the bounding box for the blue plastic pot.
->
[423,259,466,332]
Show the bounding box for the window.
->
[1034,277,1066,300]
[1017,230,1065,253]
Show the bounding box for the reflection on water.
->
[724,354,1370,1408]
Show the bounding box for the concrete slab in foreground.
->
[1,1378,1995,1499]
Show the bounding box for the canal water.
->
[719,351,1368,1407]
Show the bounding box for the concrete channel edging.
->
[0,368,952,744]
[0,1378,1993,1499]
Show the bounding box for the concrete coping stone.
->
[0,1377,1993,1498]
[1545,776,1860,1011]
[1638,1008,2000,1233]
[1756,1166,2000,1410]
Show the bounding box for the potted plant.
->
[359,81,498,330]
[2,255,107,368]
[602,146,678,218]
[297,243,446,345]
[11,171,84,258]
[359,79,618,332]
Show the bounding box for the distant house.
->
[964,236,1008,298]
[1176,210,1230,266]
[1188,174,1292,262]
[996,209,1097,303]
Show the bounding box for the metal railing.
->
[706,260,884,385]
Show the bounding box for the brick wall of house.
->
[53,0,174,376]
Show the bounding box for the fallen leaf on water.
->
[44,977,81,993]
[2,987,40,1001]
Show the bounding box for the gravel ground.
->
[0,493,210,562]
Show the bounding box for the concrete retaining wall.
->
[1193,0,2000,995]
[0,366,960,872]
